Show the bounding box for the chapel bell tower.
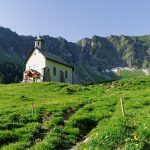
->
[35,36,45,50]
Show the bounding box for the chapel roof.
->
[25,48,74,69]
[41,50,73,68]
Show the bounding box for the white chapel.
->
[23,36,74,83]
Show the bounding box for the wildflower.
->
[134,135,138,141]
[144,126,148,129]
[135,143,139,147]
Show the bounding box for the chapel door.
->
[60,71,65,82]
[44,67,50,81]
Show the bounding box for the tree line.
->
[0,62,23,84]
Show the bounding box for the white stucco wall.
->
[26,49,46,73]
[46,59,73,83]
[25,48,73,83]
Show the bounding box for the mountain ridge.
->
[1,26,150,83]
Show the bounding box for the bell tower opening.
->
[35,36,45,50]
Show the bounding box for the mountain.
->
[1,26,150,83]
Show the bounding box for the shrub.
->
[0,131,19,146]
[15,122,40,143]
[9,113,20,122]
[47,117,64,129]
[136,119,150,140]
[5,123,24,130]
[67,115,97,135]
[32,126,67,150]
[81,117,130,149]
[1,142,26,150]
[124,138,145,150]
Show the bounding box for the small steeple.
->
[35,36,45,50]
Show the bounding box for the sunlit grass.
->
[0,77,150,149]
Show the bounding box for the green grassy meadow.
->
[117,70,145,79]
[0,77,150,150]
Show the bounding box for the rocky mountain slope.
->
[1,26,150,83]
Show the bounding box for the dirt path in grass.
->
[38,113,50,139]
[30,102,101,149]
[69,117,110,150]
[30,112,51,148]
[69,137,90,150]
[29,104,86,149]
[69,102,117,150]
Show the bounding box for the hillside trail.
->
[39,112,50,139]
[30,112,51,147]
[30,105,84,149]
[69,101,118,150]
[69,137,89,150]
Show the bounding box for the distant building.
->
[23,36,74,83]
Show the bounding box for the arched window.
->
[53,67,56,76]
[65,70,67,78]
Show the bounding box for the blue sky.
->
[0,0,150,41]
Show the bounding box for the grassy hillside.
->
[0,77,150,150]
[116,69,145,79]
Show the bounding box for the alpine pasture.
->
[0,77,150,150]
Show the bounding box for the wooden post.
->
[32,102,34,115]
[120,98,125,117]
